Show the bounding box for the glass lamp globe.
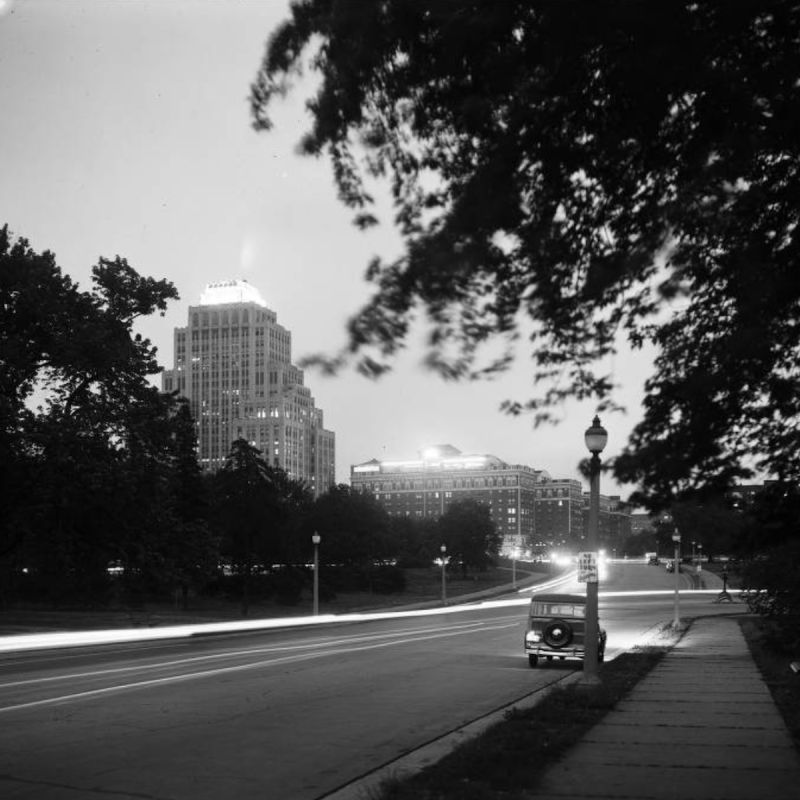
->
[584,416,609,454]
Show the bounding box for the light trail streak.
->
[517,570,579,593]
[0,620,518,714]
[0,577,732,655]
[0,619,515,690]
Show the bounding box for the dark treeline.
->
[0,225,500,612]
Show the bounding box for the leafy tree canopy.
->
[1,225,177,433]
[439,498,501,574]
[308,483,392,566]
[669,495,746,559]
[251,1,800,509]
[0,225,196,603]
[213,439,313,569]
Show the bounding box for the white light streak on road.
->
[0,581,731,655]
[0,574,579,654]
[0,619,519,714]
[0,619,513,689]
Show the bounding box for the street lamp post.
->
[697,543,703,573]
[512,547,517,590]
[582,415,608,685]
[691,540,696,569]
[440,544,447,605]
[672,531,681,629]
[312,532,321,616]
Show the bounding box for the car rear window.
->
[532,603,586,617]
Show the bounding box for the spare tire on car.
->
[543,619,573,649]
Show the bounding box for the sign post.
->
[578,551,599,584]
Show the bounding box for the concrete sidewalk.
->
[530,615,800,800]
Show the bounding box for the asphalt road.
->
[0,563,738,800]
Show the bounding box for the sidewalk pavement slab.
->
[527,616,800,800]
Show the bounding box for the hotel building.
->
[351,444,632,555]
[534,478,585,551]
[350,444,550,555]
[161,280,335,497]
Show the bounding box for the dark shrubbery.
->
[199,568,305,605]
[371,565,407,594]
[321,564,407,595]
[271,567,305,605]
[736,484,800,651]
[5,568,116,609]
[740,540,800,651]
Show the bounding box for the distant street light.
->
[672,531,682,628]
[312,532,321,616]
[440,544,447,605]
[582,415,608,685]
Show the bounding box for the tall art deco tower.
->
[161,280,335,497]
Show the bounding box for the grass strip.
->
[368,643,673,800]
[739,616,800,750]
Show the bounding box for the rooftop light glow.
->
[379,455,489,470]
[199,280,267,308]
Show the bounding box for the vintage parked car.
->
[524,592,606,668]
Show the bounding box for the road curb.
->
[318,619,680,800]
[319,671,581,800]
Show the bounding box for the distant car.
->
[648,556,660,565]
[524,593,606,668]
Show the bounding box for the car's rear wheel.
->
[528,654,539,667]
[543,619,573,649]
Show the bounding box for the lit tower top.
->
[199,279,267,307]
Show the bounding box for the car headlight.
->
[526,631,541,643]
